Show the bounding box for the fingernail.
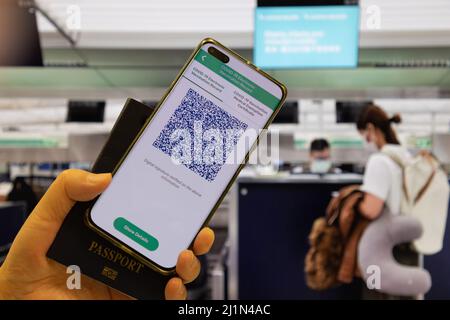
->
[177,281,187,299]
[87,173,111,184]
[188,251,196,268]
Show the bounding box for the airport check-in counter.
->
[227,173,450,300]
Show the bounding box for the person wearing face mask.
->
[356,104,418,298]
[309,138,334,174]
[356,104,406,220]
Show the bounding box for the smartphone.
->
[87,38,287,274]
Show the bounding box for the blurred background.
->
[1,0,450,300]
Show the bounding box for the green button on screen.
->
[113,217,159,251]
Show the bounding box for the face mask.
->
[311,159,332,174]
[362,131,379,154]
[363,140,378,154]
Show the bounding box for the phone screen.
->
[90,41,285,270]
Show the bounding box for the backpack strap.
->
[415,169,436,204]
[382,150,410,203]
[383,150,437,205]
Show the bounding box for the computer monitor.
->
[254,0,359,69]
[336,101,372,123]
[66,101,106,123]
[273,101,299,124]
[0,0,43,67]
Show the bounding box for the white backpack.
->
[384,147,450,255]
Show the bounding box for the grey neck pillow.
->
[358,208,431,296]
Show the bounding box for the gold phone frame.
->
[85,38,288,275]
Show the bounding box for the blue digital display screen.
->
[254,6,360,69]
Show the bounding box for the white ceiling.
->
[32,0,450,48]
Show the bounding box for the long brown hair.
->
[356,104,401,145]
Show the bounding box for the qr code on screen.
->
[153,88,248,182]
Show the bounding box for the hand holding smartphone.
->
[87,38,287,274]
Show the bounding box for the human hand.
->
[0,169,214,300]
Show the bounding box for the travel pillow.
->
[358,209,432,296]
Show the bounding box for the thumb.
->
[33,169,112,224]
[7,169,111,261]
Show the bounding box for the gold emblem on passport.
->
[101,266,118,280]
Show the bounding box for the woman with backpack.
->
[357,104,407,221]
[305,104,447,297]
[356,104,420,298]
[305,105,413,293]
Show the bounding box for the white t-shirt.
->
[361,144,411,215]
